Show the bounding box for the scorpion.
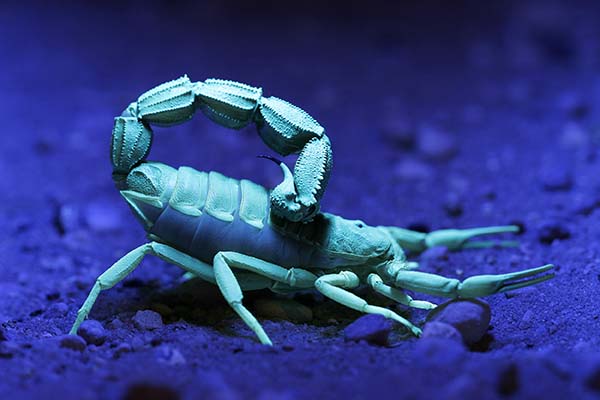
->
[70,76,555,345]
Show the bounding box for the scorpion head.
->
[120,162,177,230]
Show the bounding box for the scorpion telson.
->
[70,76,555,345]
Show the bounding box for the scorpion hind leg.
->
[70,242,219,335]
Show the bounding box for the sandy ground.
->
[1,1,600,399]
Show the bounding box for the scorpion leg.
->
[70,242,217,335]
[391,263,555,298]
[367,274,436,310]
[70,242,272,335]
[315,271,422,336]
[381,225,520,253]
[212,251,318,345]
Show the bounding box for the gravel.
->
[426,299,491,345]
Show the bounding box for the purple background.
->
[1,1,600,398]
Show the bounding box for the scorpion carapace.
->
[70,76,555,345]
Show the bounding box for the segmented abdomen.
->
[149,167,314,267]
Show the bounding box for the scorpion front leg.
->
[314,271,422,336]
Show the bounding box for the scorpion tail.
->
[111,76,198,189]
[110,117,153,188]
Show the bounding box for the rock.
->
[379,115,415,148]
[393,158,434,181]
[107,317,125,330]
[54,203,82,234]
[253,298,313,323]
[518,310,534,330]
[443,193,464,217]
[133,310,164,331]
[426,299,491,345]
[156,345,186,366]
[0,341,19,359]
[58,335,87,352]
[422,321,463,343]
[46,302,69,317]
[416,126,457,161]
[0,326,6,341]
[540,167,573,191]
[560,122,589,149]
[538,221,571,244]
[557,93,588,120]
[84,200,122,232]
[78,320,107,346]
[343,314,393,346]
[113,343,132,358]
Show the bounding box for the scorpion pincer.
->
[70,76,555,345]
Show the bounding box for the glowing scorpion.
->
[70,76,554,345]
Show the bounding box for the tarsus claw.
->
[425,225,520,250]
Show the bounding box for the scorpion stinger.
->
[70,76,555,345]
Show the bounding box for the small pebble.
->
[78,320,107,346]
[56,203,82,234]
[538,221,571,244]
[557,93,588,120]
[518,310,534,330]
[156,345,186,366]
[393,158,434,181]
[343,314,393,346]
[130,336,145,351]
[133,310,164,331]
[422,321,464,344]
[113,342,132,358]
[253,298,313,323]
[0,341,19,359]
[58,335,87,352]
[379,115,415,148]
[107,317,125,330]
[443,193,464,217]
[416,126,458,161]
[427,299,491,345]
[84,200,122,232]
[540,167,573,191]
[560,122,589,148]
[46,302,69,317]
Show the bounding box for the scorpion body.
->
[71,76,555,345]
